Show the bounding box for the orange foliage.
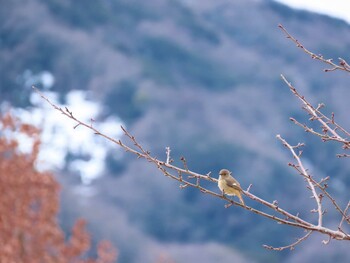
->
[0,113,117,263]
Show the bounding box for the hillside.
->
[1,0,350,262]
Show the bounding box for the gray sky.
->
[275,0,350,24]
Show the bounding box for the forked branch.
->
[281,74,350,150]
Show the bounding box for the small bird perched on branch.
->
[218,169,245,205]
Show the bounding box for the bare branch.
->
[25,23,350,257]
[278,24,350,73]
[263,231,312,251]
[281,75,350,148]
[276,135,323,227]
[313,180,349,224]
[165,147,171,164]
[32,87,350,243]
[337,154,350,158]
[339,201,350,230]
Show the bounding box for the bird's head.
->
[219,169,231,178]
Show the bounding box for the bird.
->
[218,169,245,205]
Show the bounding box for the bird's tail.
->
[238,193,245,206]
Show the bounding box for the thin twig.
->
[339,201,350,229]
[263,231,312,251]
[279,24,350,73]
[165,147,171,164]
[277,135,323,227]
[281,75,350,148]
[313,180,349,224]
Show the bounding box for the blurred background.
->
[1,0,350,262]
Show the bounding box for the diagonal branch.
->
[279,24,350,73]
[32,86,350,246]
[281,74,350,148]
[276,135,323,227]
[339,201,350,230]
[263,230,312,251]
[32,86,309,227]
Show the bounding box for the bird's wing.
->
[225,178,242,191]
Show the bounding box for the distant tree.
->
[34,25,350,251]
[0,113,117,262]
